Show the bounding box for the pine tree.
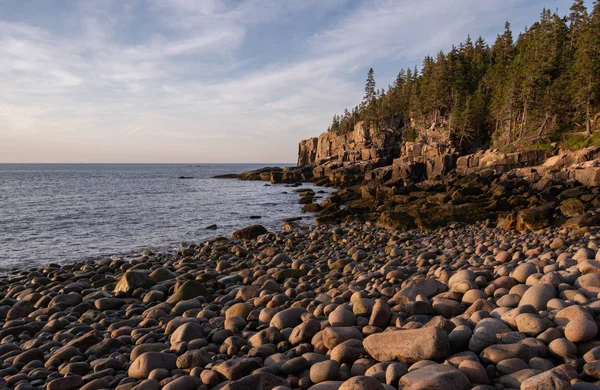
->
[322,3,600,148]
[364,68,376,103]
[572,0,600,135]
[489,23,515,140]
[569,0,588,51]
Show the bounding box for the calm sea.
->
[0,164,328,269]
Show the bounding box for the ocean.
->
[0,164,329,269]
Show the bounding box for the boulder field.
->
[3,221,600,389]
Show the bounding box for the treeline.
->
[328,1,600,150]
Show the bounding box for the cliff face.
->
[296,122,600,190]
[297,121,402,166]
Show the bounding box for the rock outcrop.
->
[297,121,402,167]
[220,125,600,233]
[456,149,551,175]
[391,142,457,181]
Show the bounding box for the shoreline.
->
[3,217,600,389]
[3,150,600,389]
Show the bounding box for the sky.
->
[0,0,579,163]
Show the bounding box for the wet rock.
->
[233,225,268,240]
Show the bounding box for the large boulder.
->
[516,203,555,231]
[232,225,268,240]
[363,327,450,363]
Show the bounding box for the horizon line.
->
[0,162,297,165]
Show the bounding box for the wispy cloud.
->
[0,0,575,162]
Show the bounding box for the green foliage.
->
[327,1,600,148]
[522,142,555,151]
[561,131,600,149]
[404,127,418,142]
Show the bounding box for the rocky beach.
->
[3,120,600,390]
[3,219,600,390]
[4,1,600,389]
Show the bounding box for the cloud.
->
[0,0,575,162]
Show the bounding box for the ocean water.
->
[0,164,329,269]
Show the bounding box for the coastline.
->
[4,151,600,389]
[3,217,600,389]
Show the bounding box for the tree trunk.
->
[508,108,513,145]
[585,103,592,136]
[495,115,499,135]
[522,102,528,138]
[537,112,550,137]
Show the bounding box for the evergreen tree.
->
[324,3,600,148]
[569,0,588,51]
[572,0,600,135]
[364,68,376,103]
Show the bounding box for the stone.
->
[565,318,598,343]
[170,321,205,346]
[176,350,211,370]
[339,376,384,390]
[480,343,534,364]
[161,376,201,390]
[458,360,489,385]
[322,327,363,350]
[249,326,282,347]
[400,364,470,390]
[518,284,556,310]
[213,357,262,381]
[548,338,577,358]
[310,360,340,383]
[516,204,554,231]
[584,361,600,379]
[46,376,83,390]
[515,313,553,336]
[385,362,409,387]
[329,309,356,327]
[392,278,448,302]
[128,352,177,380]
[220,372,289,390]
[363,327,450,363]
[512,263,537,284]
[114,271,156,294]
[130,343,169,361]
[496,358,529,375]
[330,339,365,364]
[233,225,268,240]
[166,280,208,304]
[226,302,253,319]
[498,369,542,388]
[560,198,585,217]
[270,307,307,330]
[521,365,575,390]
[289,319,321,345]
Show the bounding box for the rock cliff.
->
[297,121,402,166]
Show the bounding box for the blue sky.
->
[0,0,578,163]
